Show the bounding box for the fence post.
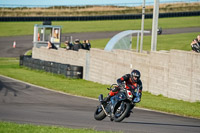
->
[85,51,90,80]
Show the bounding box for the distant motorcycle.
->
[94,84,140,122]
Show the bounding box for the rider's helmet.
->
[130,69,141,83]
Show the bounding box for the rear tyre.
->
[94,105,106,121]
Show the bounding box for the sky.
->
[0,0,198,7]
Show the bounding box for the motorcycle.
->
[94,83,140,122]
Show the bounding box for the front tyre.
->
[94,105,106,121]
[114,102,131,122]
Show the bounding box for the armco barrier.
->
[19,55,83,79]
[1,11,200,21]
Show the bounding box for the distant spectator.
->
[85,40,91,50]
[157,27,162,35]
[82,40,91,50]
[191,38,200,53]
[73,39,83,51]
[65,41,73,50]
[82,40,87,49]
[37,33,40,41]
[197,35,200,42]
[47,41,57,50]
[53,29,59,39]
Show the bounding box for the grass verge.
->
[0,16,199,37]
[0,121,119,133]
[0,57,200,119]
[34,32,200,54]
[90,32,200,51]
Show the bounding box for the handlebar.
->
[107,84,118,90]
[107,88,111,90]
[107,83,140,95]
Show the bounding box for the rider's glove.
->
[118,82,125,90]
[133,97,140,103]
[134,93,141,103]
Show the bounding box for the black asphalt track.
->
[0,28,200,132]
[0,75,200,133]
[0,27,199,57]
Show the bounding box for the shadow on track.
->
[123,121,200,128]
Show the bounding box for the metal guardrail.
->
[20,55,83,79]
[1,11,200,21]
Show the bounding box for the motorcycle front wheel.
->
[114,102,131,122]
[94,105,106,121]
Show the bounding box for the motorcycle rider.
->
[103,69,143,103]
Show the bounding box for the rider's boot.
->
[126,104,135,118]
[110,113,114,121]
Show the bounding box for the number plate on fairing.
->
[127,90,133,99]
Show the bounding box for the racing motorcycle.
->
[94,83,140,122]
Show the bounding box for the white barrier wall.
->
[32,47,200,102]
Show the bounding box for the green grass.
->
[90,38,110,49]
[0,16,199,37]
[29,32,199,53]
[0,58,108,98]
[141,93,200,118]
[90,32,200,51]
[0,57,200,118]
[25,50,32,56]
[35,32,200,51]
[138,32,200,51]
[0,121,119,133]
[0,15,200,132]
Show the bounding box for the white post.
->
[140,0,146,53]
[70,36,73,43]
[151,0,159,51]
[136,32,140,52]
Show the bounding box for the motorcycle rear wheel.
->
[114,102,131,122]
[94,105,106,121]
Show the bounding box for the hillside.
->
[0,2,200,17]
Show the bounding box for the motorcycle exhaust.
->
[98,94,110,117]
[101,104,109,116]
